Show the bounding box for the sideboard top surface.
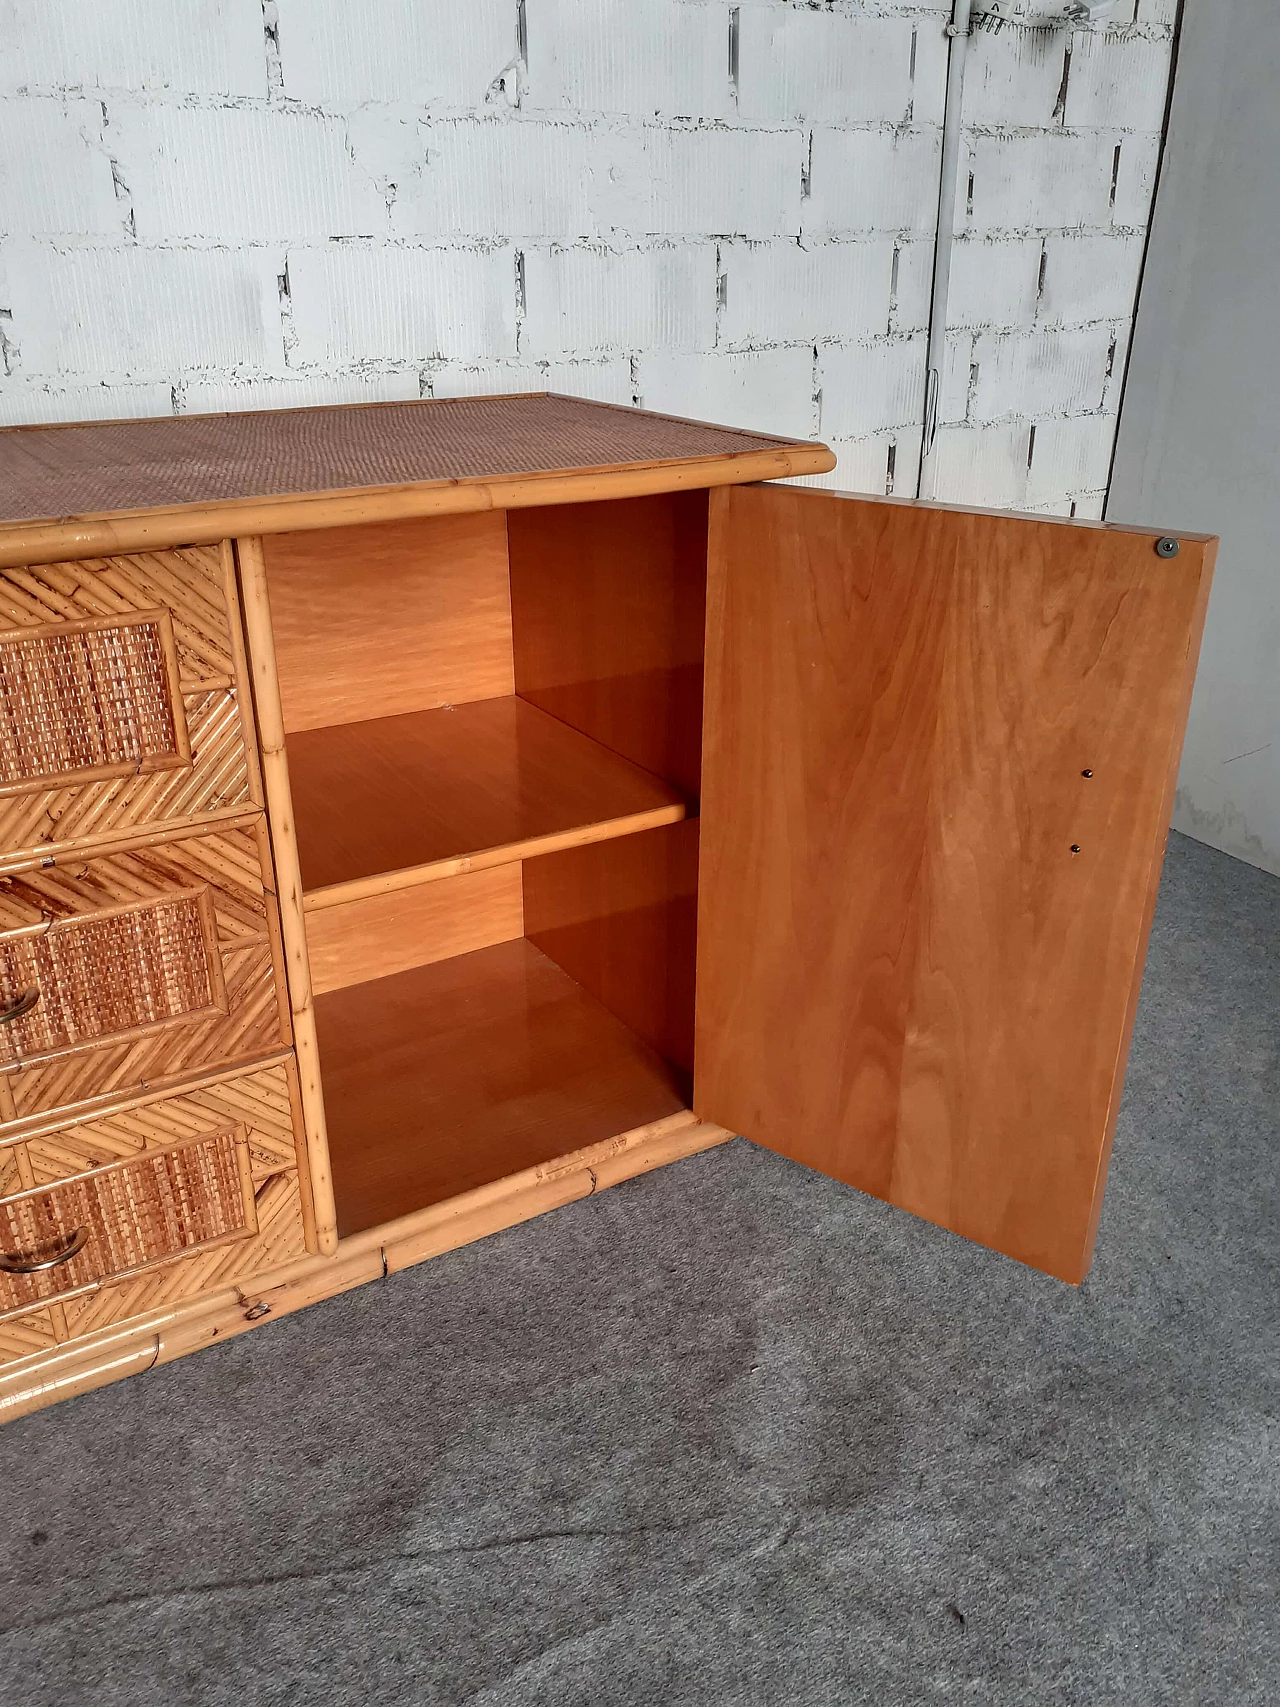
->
[0,393,834,568]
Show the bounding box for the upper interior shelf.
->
[289,694,688,906]
[0,393,835,568]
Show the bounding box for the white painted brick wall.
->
[1040,232,1146,323]
[805,128,943,237]
[527,0,729,119]
[276,0,514,109]
[0,1,266,97]
[287,246,517,366]
[935,13,1177,514]
[718,240,899,347]
[820,336,929,439]
[639,345,816,440]
[112,105,385,241]
[0,99,122,236]
[736,10,916,126]
[0,1,1174,517]
[522,243,717,359]
[8,243,283,377]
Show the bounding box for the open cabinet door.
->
[694,485,1215,1283]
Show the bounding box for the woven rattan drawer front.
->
[0,1126,255,1319]
[0,822,290,1121]
[0,609,189,794]
[0,546,256,864]
[0,889,225,1067]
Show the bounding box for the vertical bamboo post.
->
[234,536,339,1256]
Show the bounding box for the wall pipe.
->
[917,0,973,500]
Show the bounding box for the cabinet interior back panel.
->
[259,511,514,733]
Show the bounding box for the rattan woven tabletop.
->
[0,394,810,525]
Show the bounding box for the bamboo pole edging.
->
[0,447,837,570]
[234,535,339,1256]
[0,1113,736,1422]
[0,1048,295,1149]
[0,805,265,879]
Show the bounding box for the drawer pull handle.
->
[0,988,40,1026]
[0,1225,89,1274]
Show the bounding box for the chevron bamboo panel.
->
[58,1168,307,1342]
[22,1059,303,1189]
[0,544,256,863]
[0,1126,254,1320]
[0,1143,20,1199]
[0,1308,57,1366]
[0,823,289,1119]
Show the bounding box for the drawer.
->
[0,1126,256,1318]
[0,822,289,1120]
[0,1059,310,1333]
[0,545,257,865]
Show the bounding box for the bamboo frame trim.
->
[0,805,265,879]
[0,1047,294,1147]
[0,1111,735,1422]
[218,538,266,812]
[235,536,338,1256]
[301,802,690,913]
[0,447,836,571]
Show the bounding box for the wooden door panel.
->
[694,486,1214,1283]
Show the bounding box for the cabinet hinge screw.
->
[1155,537,1180,558]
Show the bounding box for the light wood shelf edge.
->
[235,534,338,1256]
[0,1112,735,1423]
[0,447,836,570]
[302,801,689,913]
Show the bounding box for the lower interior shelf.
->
[316,937,691,1237]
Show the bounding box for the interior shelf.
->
[288,694,689,904]
[317,937,691,1236]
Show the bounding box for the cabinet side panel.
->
[695,485,1214,1283]
[507,492,708,799]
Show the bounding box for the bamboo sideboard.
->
[0,394,1214,1423]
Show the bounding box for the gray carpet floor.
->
[1,830,1276,1706]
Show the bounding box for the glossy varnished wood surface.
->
[508,492,709,798]
[317,938,689,1235]
[695,485,1215,1283]
[289,694,686,896]
[525,820,700,1083]
[303,865,523,995]
[261,512,514,732]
